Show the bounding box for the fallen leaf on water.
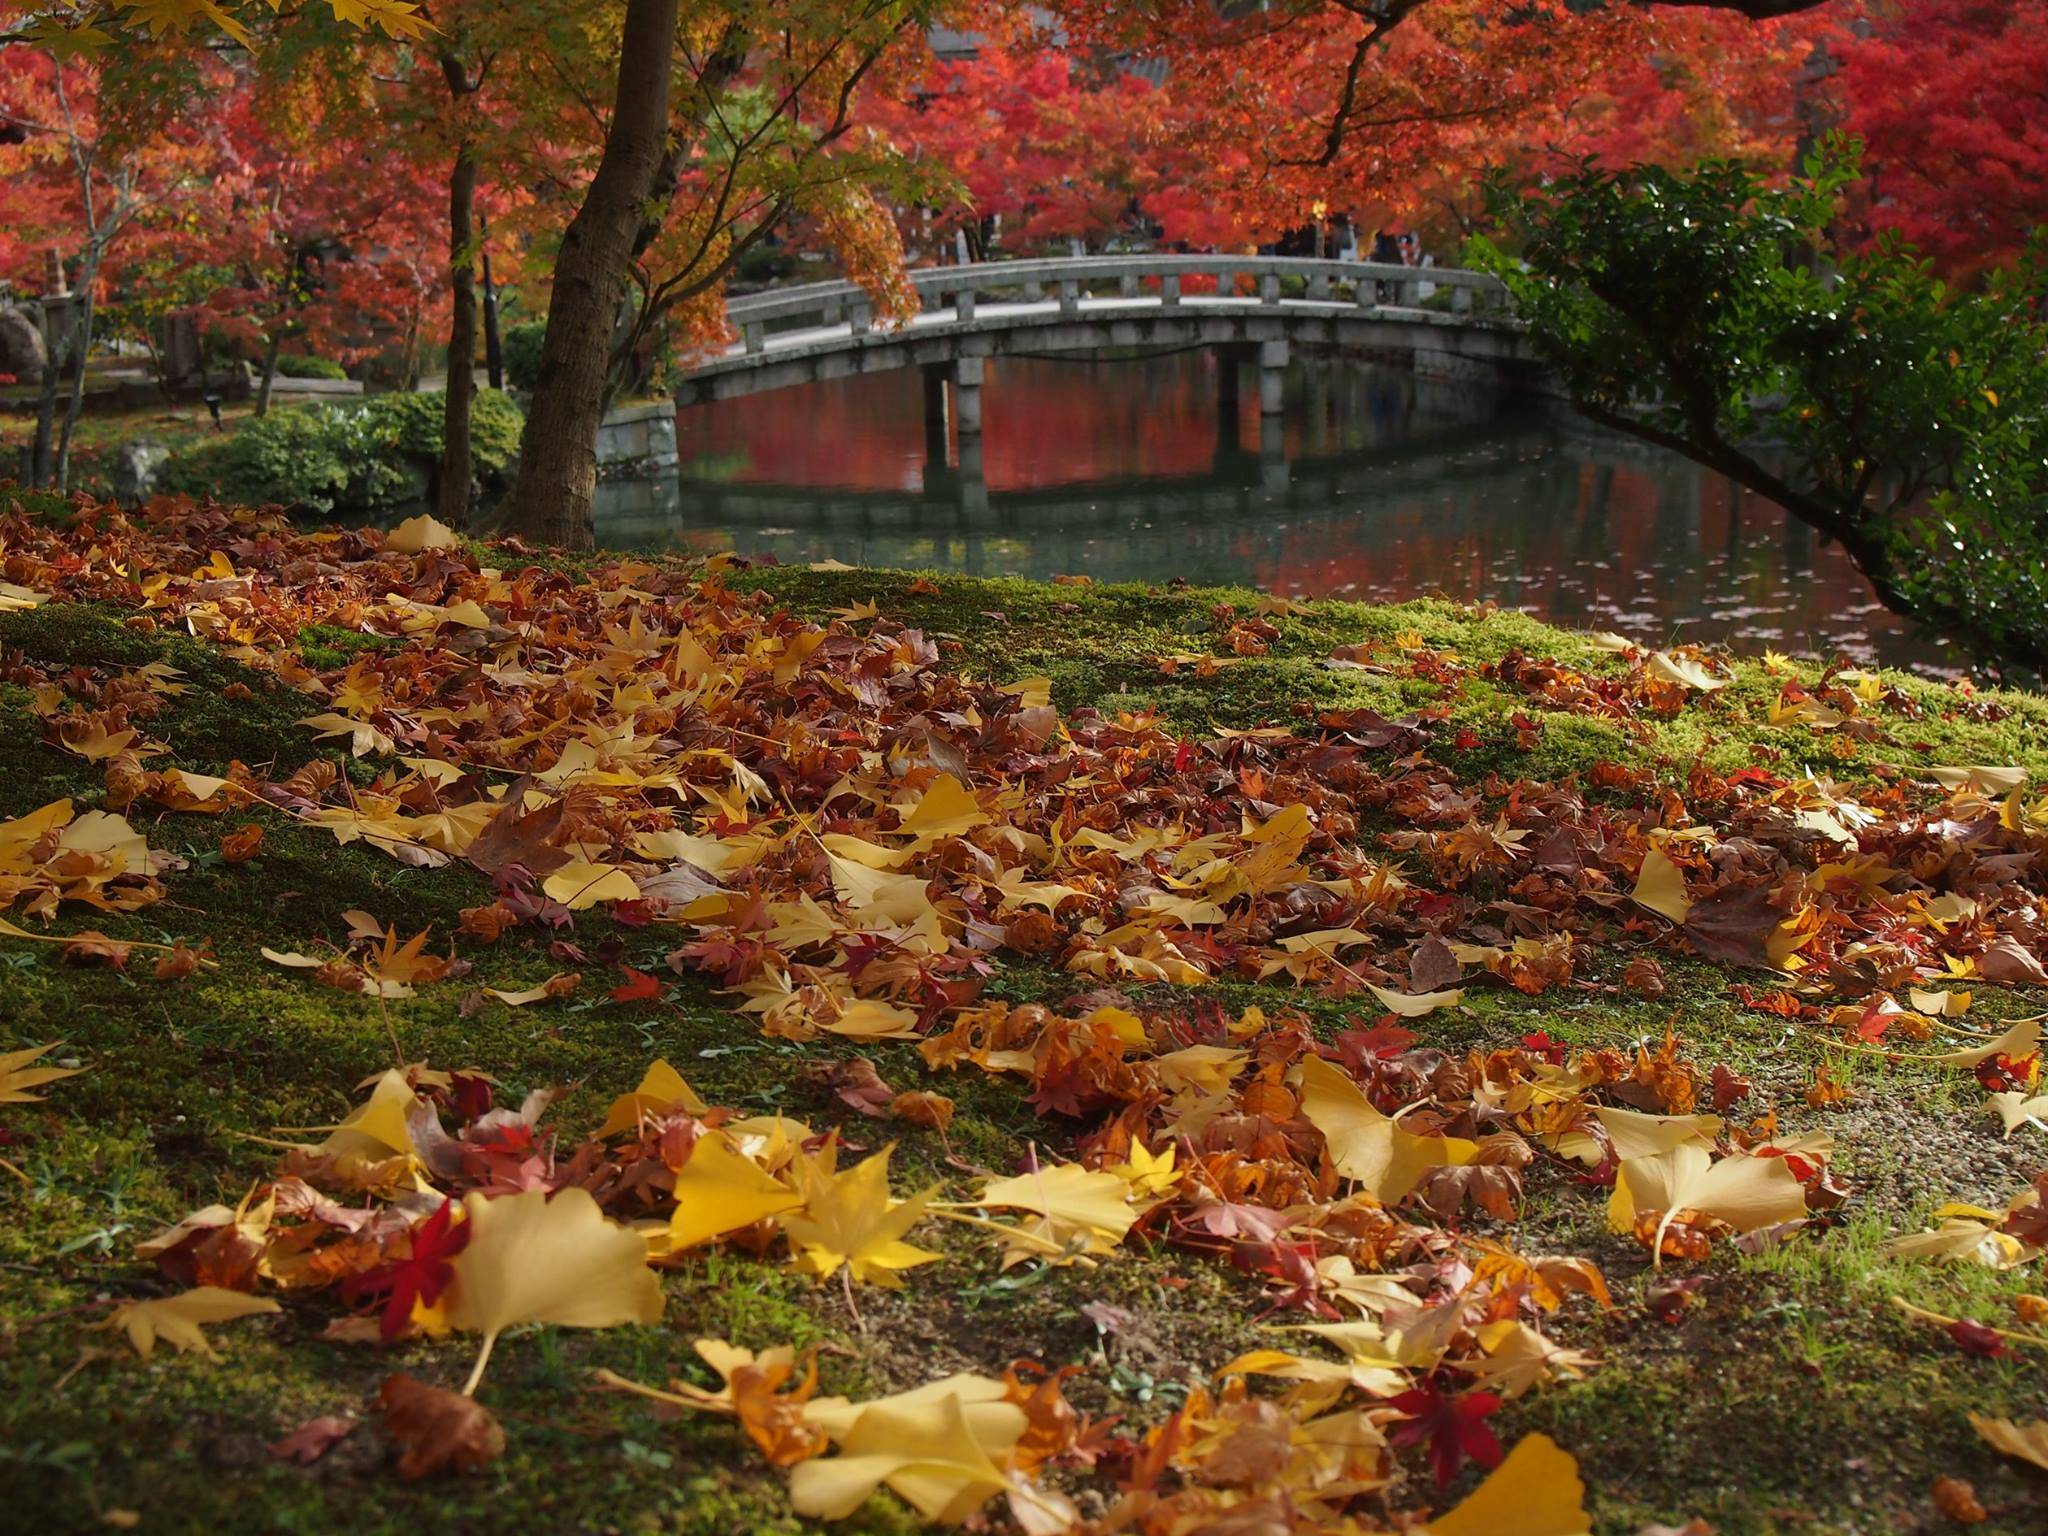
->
[104,1286,280,1362]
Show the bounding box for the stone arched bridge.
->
[670,254,1535,437]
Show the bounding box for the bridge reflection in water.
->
[596,350,1949,675]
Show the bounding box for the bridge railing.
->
[719,254,1511,354]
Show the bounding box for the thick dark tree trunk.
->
[501,0,679,549]
[438,146,479,528]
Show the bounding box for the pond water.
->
[595,350,1952,674]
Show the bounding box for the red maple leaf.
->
[1948,1318,2008,1359]
[610,966,663,1003]
[1388,1382,1504,1489]
[343,1200,468,1342]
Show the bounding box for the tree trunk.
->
[500,0,679,549]
[54,264,99,493]
[438,146,479,528]
[30,304,62,488]
[255,332,281,418]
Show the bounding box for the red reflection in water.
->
[658,354,1948,672]
[679,355,1234,488]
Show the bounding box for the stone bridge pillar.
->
[1258,339,1289,416]
[950,356,984,436]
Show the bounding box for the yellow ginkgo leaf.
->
[308,1069,419,1169]
[596,1059,710,1139]
[1630,847,1692,924]
[782,1143,941,1288]
[1971,1413,2048,1473]
[976,1163,1138,1252]
[669,1132,803,1249]
[1425,1433,1590,1536]
[789,1393,1018,1524]
[105,1286,280,1362]
[541,860,642,910]
[1296,1055,1478,1205]
[385,513,463,554]
[444,1188,664,1389]
[1647,650,1725,692]
[0,1041,84,1104]
[1366,982,1466,1018]
[1613,1143,1808,1263]
[827,855,932,924]
[895,774,988,849]
[821,998,921,1041]
[1929,766,2028,795]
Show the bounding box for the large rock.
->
[110,439,170,502]
[0,306,45,384]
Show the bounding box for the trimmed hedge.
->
[161,390,523,514]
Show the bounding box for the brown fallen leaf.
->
[1931,1474,1987,1524]
[268,1414,357,1466]
[889,1091,955,1131]
[221,823,265,864]
[376,1373,506,1479]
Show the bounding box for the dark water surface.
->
[595,351,1950,674]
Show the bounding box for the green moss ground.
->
[3,569,2047,1534]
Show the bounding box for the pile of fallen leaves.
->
[6,498,2048,1528]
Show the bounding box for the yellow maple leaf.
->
[0,1041,84,1104]
[669,1132,803,1249]
[104,1286,279,1362]
[782,1142,940,1288]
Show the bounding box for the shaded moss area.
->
[3,565,2047,1534]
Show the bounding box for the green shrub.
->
[160,390,524,515]
[502,319,546,393]
[273,354,348,380]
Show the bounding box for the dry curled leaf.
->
[376,1373,506,1479]
[1931,1474,1987,1524]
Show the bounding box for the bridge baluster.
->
[954,288,975,322]
[1260,273,1280,305]
[1119,274,1139,299]
[742,321,765,355]
[1059,279,1080,316]
[1161,273,1181,309]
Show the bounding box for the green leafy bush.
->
[161,390,524,515]
[273,354,348,380]
[503,319,546,393]
[1473,141,2048,676]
